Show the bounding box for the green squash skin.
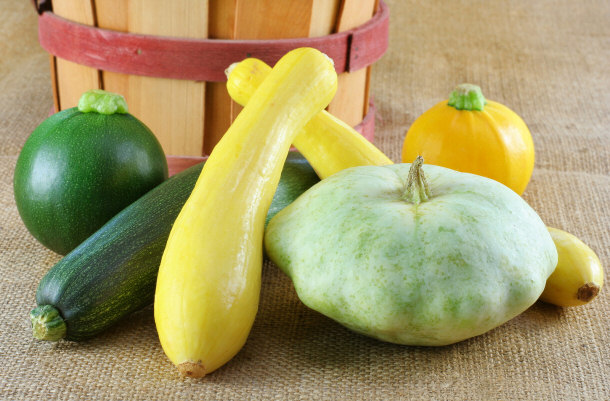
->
[265,163,558,346]
[14,107,168,255]
[35,152,319,341]
[266,152,321,226]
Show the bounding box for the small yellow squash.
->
[540,227,604,307]
[154,48,337,378]
[226,58,392,179]
[401,84,535,194]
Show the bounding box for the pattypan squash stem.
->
[30,305,67,341]
[448,84,486,111]
[77,89,129,115]
[403,156,431,204]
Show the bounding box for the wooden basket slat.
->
[327,0,377,127]
[203,0,238,155]
[52,0,99,110]
[123,1,208,157]
[96,0,130,110]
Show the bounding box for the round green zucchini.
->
[14,90,168,255]
[30,151,319,341]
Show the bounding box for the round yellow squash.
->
[401,84,535,194]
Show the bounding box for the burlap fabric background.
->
[1,1,608,399]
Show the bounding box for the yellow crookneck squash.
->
[226,58,392,179]
[540,227,604,307]
[154,48,337,378]
[401,84,535,195]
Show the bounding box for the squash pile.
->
[19,48,603,378]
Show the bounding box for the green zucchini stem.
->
[403,156,431,204]
[30,305,67,341]
[448,83,486,111]
[77,89,128,115]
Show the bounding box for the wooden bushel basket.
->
[34,0,389,174]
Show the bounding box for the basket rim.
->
[37,1,389,82]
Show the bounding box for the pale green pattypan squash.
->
[264,157,557,346]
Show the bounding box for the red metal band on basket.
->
[37,1,388,82]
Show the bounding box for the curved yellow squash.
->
[540,227,604,307]
[154,48,337,378]
[226,58,392,179]
[401,84,535,195]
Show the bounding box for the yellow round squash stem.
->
[540,227,604,307]
[401,84,535,195]
[226,58,392,179]
[154,48,337,378]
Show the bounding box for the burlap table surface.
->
[1,0,608,399]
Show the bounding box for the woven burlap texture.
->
[1,0,608,400]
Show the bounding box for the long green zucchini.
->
[30,152,319,341]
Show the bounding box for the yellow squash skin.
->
[154,48,337,378]
[226,58,392,179]
[540,227,604,307]
[401,84,535,195]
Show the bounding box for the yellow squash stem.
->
[154,48,337,378]
[226,58,393,179]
